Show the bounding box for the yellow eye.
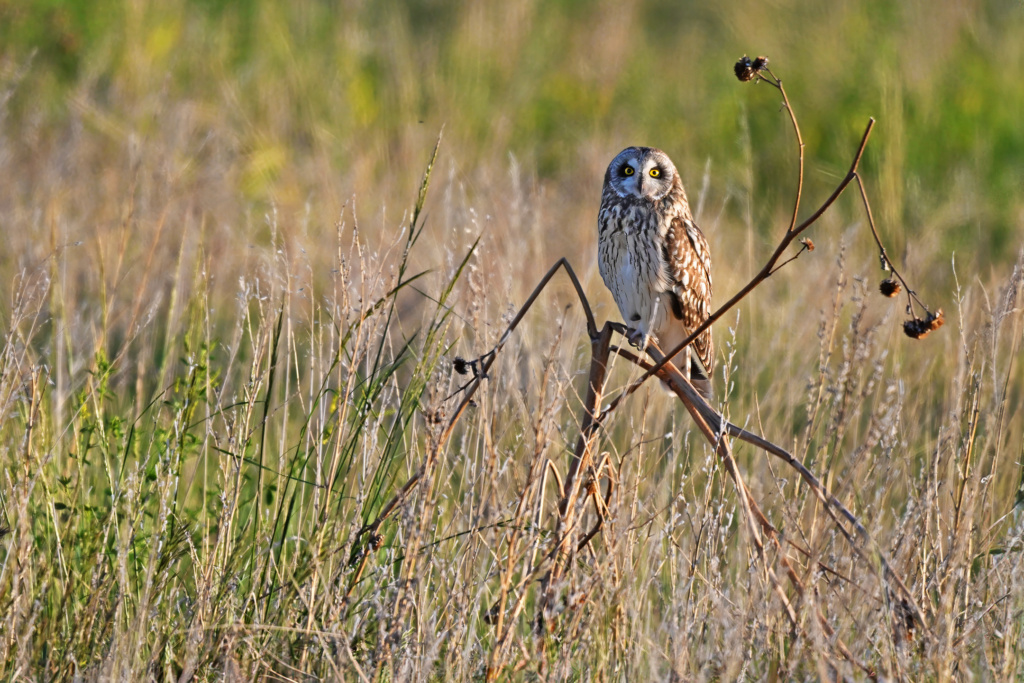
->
[623,166,634,176]
[650,168,661,178]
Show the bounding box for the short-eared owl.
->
[597,147,713,399]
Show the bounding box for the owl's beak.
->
[639,176,655,200]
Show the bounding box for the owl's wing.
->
[662,215,714,376]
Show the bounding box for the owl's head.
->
[603,147,679,202]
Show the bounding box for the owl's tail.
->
[689,378,714,402]
[660,348,713,401]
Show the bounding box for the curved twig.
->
[346,258,598,587]
[853,173,933,316]
[761,66,805,236]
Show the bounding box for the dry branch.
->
[346,57,943,678]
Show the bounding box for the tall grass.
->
[2,121,1023,679]
[1,0,1023,679]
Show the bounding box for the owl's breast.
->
[598,222,667,333]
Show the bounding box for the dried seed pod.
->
[752,56,769,71]
[734,55,756,82]
[903,310,944,339]
[893,597,917,646]
[879,279,901,297]
[903,318,927,339]
[801,238,815,252]
[483,603,500,625]
[453,357,470,375]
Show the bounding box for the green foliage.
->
[1,0,1020,267]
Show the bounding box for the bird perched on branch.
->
[597,147,714,399]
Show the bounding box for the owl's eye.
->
[650,168,661,178]
[622,165,635,176]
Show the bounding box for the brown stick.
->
[537,323,613,632]
[344,107,932,677]
[760,67,806,236]
[345,259,599,588]
[647,342,877,677]
[615,341,928,637]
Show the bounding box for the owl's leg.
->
[625,313,650,349]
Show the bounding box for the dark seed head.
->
[735,54,769,82]
[903,319,926,339]
[734,55,756,82]
[903,309,944,339]
[879,279,901,297]
[453,357,469,375]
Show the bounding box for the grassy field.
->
[1,0,1023,679]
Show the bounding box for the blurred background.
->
[0,0,1021,400]
[3,0,1021,243]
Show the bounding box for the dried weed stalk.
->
[351,56,943,679]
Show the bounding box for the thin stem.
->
[348,258,598,558]
[767,240,812,275]
[763,67,805,235]
[854,173,932,316]
[647,341,877,676]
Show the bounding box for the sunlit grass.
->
[0,0,1023,679]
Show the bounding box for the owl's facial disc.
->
[638,154,673,201]
[607,147,676,201]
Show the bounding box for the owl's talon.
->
[626,328,648,349]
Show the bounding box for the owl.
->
[597,147,714,399]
